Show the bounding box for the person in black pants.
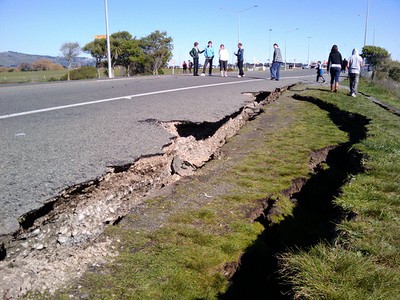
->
[189,42,204,76]
[234,43,244,78]
[316,60,325,83]
[327,44,343,92]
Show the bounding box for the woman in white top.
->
[219,44,229,77]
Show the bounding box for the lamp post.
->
[269,29,272,68]
[284,28,299,70]
[220,6,258,43]
[104,0,112,78]
[364,0,371,46]
[307,36,312,65]
[236,5,258,43]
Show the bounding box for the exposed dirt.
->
[0,87,286,299]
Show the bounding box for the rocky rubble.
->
[0,88,284,299]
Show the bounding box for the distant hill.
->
[0,51,95,68]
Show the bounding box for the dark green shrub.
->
[60,66,97,80]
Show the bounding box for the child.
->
[316,61,325,83]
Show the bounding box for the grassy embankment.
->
[30,79,399,299]
[279,80,400,299]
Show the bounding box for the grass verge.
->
[278,85,400,299]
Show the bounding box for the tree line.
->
[82,30,173,77]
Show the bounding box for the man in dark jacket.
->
[270,43,282,80]
[234,43,245,78]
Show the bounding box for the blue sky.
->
[1,0,399,66]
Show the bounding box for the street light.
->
[364,0,371,46]
[237,5,258,43]
[284,28,299,70]
[220,5,258,43]
[104,0,113,78]
[269,29,272,67]
[307,36,312,65]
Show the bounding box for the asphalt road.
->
[0,69,317,235]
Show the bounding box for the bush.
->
[388,61,400,82]
[61,66,97,80]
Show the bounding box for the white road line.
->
[0,79,264,120]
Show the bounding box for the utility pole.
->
[104,0,113,78]
[269,29,272,67]
[364,0,371,46]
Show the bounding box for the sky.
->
[1,0,399,66]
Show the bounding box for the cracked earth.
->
[0,87,286,299]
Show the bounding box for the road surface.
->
[0,69,317,235]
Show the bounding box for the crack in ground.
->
[0,89,283,299]
[359,92,400,117]
[220,94,369,299]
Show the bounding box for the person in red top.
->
[182,61,188,73]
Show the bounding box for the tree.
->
[118,39,144,76]
[18,63,31,71]
[30,59,64,71]
[361,45,390,68]
[110,31,135,73]
[60,42,81,80]
[140,30,173,75]
[83,39,107,78]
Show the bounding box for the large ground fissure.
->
[220,95,369,299]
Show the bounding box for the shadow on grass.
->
[219,95,369,299]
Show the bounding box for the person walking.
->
[219,44,229,77]
[189,42,204,76]
[341,58,348,73]
[270,43,283,81]
[316,60,326,83]
[234,43,245,78]
[327,44,343,92]
[201,41,215,76]
[347,48,363,97]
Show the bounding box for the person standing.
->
[219,44,229,77]
[189,42,204,76]
[341,58,348,73]
[182,61,188,73]
[188,60,193,73]
[234,43,245,78]
[316,60,326,83]
[327,44,343,92]
[270,43,283,81]
[347,48,363,97]
[201,41,215,76]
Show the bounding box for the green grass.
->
[358,78,400,110]
[278,86,400,299]
[0,70,67,83]
[0,68,128,84]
